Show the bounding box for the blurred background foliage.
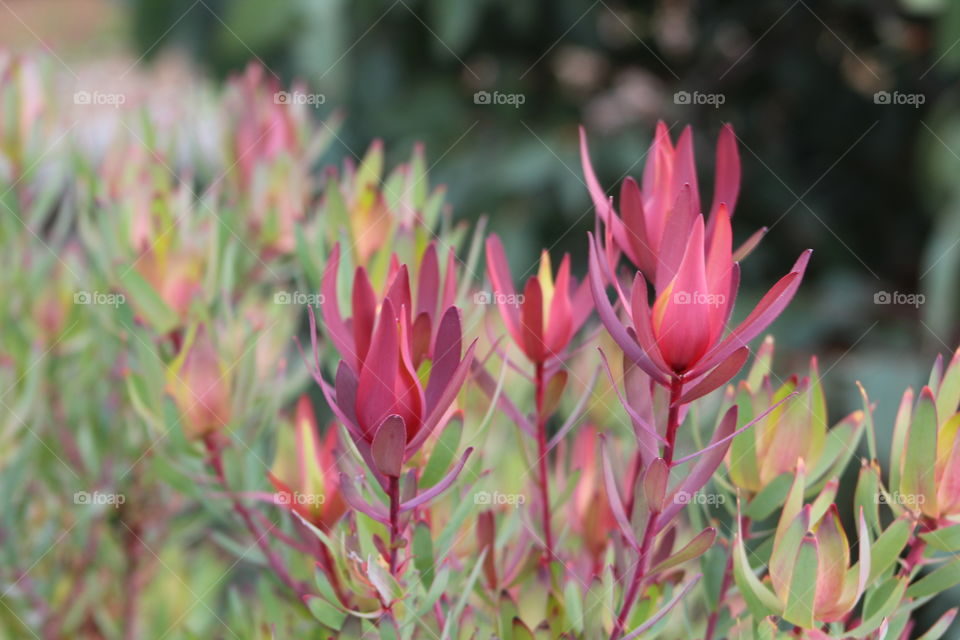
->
[4,0,960,633]
[117,0,960,429]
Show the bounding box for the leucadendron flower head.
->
[268,395,347,532]
[307,242,476,481]
[727,337,865,494]
[166,325,232,440]
[735,462,870,629]
[588,214,810,389]
[580,121,765,288]
[485,234,592,364]
[891,348,960,521]
[585,121,811,392]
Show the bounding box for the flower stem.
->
[900,516,933,578]
[534,360,555,564]
[204,436,310,601]
[388,475,401,575]
[611,376,684,640]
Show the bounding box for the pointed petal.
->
[417,243,440,319]
[425,306,464,414]
[356,300,399,439]
[485,235,522,345]
[587,233,668,383]
[320,243,355,370]
[652,216,712,371]
[690,250,812,379]
[545,254,574,356]
[710,123,740,221]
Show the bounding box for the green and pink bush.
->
[3,54,960,639]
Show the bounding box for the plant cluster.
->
[1,55,959,639]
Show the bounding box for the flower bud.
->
[167,326,231,440]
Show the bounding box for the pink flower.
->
[484,234,592,364]
[583,123,810,390]
[581,122,761,290]
[309,243,475,474]
[268,395,347,532]
[166,326,232,440]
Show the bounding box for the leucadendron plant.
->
[5,52,960,639]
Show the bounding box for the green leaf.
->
[745,473,792,521]
[420,416,462,488]
[889,389,914,498]
[649,528,716,575]
[922,523,960,551]
[782,537,817,628]
[869,518,914,583]
[412,522,436,590]
[440,549,487,640]
[937,349,960,422]
[901,388,939,518]
[733,515,781,619]
[730,385,760,491]
[563,581,584,634]
[305,595,347,629]
[907,558,960,599]
[367,556,403,604]
[849,577,907,638]
[119,269,179,334]
[854,461,882,536]
[746,336,775,391]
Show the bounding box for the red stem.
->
[900,517,933,578]
[204,437,310,601]
[611,376,684,640]
[388,475,401,575]
[534,361,555,564]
